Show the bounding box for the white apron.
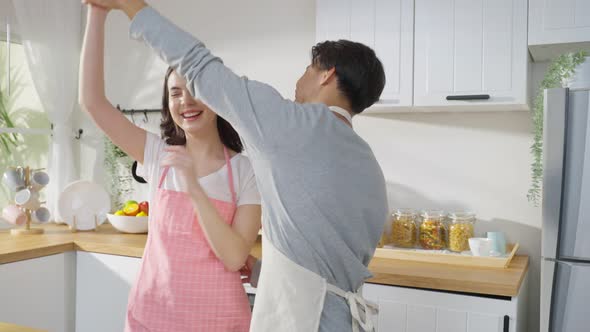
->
[250,234,378,332]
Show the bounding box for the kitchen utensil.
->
[14,188,40,210]
[468,237,493,257]
[31,171,50,191]
[32,207,51,223]
[2,205,27,225]
[2,167,25,192]
[487,231,507,255]
[107,214,148,233]
[58,180,110,231]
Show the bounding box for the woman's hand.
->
[161,146,199,190]
[82,0,147,19]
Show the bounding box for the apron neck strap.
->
[158,166,170,189]
[223,146,238,206]
[157,146,237,206]
[329,106,353,125]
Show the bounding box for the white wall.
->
[355,110,541,331]
[75,0,542,330]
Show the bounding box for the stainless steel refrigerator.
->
[541,88,590,332]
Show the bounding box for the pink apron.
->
[125,147,251,331]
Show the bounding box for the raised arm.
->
[79,5,146,163]
[84,0,298,148]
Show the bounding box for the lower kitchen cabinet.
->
[363,275,528,332]
[0,253,76,332]
[75,252,141,332]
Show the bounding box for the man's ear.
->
[319,67,337,86]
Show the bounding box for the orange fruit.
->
[123,203,140,216]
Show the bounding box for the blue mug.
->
[487,231,507,255]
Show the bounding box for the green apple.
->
[124,200,138,208]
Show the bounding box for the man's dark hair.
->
[311,40,385,114]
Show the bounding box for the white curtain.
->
[12,0,83,220]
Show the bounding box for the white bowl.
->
[107,214,148,234]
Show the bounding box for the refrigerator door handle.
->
[541,259,557,332]
[542,88,568,259]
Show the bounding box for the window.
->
[1,17,51,211]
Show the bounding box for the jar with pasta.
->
[419,210,447,250]
[391,209,417,248]
[448,212,476,252]
[377,230,390,248]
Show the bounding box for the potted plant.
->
[0,51,18,155]
[103,137,134,211]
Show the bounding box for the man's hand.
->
[240,255,259,285]
[82,0,147,20]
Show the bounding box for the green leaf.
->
[528,50,588,206]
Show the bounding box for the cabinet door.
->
[316,0,414,108]
[75,252,141,332]
[414,0,528,110]
[363,283,519,332]
[529,0,590,46]
[0,253,75,332]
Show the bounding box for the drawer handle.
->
[446,94,490,101]
[376,99,400,104]
[503,315,509,332]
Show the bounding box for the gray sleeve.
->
[129,7,296,147]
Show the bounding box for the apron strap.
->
[223,147,237,206]
[326,283,378,332]
[158,166,170,189]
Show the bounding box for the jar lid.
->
[393,208,416,217]
[449,211,476,222]
[420,210,446,219]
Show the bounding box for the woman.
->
[79,5,261,331]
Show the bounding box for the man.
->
[83,1,388,331]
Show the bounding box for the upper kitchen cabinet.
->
[316,0,414,110]
[413,0,530,111]
[529,0,590,61]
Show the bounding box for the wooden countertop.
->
[0,223,528,297]
[0,322,46,332]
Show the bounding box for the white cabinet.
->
[0,253,76,332]
[363,277,528,332]
[75,252,141,332]
[316,0,530,112]
[316,0,414,109]
[529,0,590,61]
[413,0,529,111]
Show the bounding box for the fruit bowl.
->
[107,213,148,234]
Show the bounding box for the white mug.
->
[32,207,51,223]
[31,171,50,191]
[14,188,41,210]
[2,167,25,192]
[468,237,493,257]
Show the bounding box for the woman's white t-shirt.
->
[137,133,261,220]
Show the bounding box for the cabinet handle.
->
[446,94,490,101]
[376,99,400,104]
[503,315,510,332]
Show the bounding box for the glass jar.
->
[448,212,476,252]
[391,209,417,248]
[419,210,447,250]
[377,230,390,248]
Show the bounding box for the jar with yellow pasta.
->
[391,209,417,248]
[419,210,447,250]
[448,212,476,252]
